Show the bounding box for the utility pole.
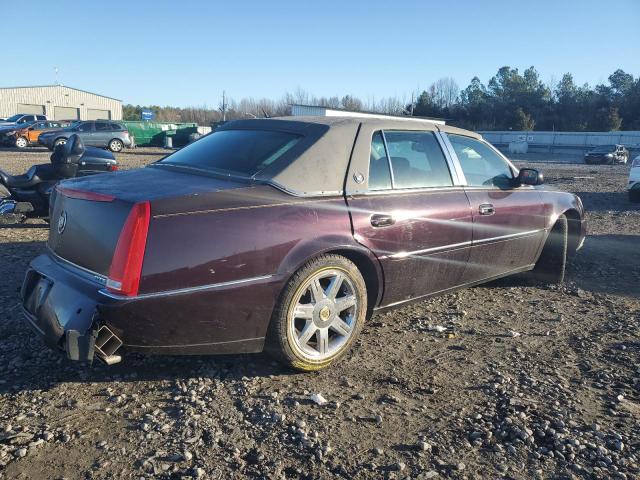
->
[221,90,227,122]
[54,66,59,85]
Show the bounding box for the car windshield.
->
[591,145,616,152]
[4,114,23,122]
[156,129,302,177]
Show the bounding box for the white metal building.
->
[0,85,122,121]
[291,104,445,124]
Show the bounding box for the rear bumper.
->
[21,252,279,364]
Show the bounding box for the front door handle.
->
[370,214,395,227]
[479,204,495,216]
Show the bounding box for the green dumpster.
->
[122,121,198,147]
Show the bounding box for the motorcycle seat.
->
[0,166,41,188]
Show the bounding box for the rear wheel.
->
[267,254,367,371]
[531,214,568,284]
[108,139,123,152]
[14,136,28,149]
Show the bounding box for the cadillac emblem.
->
[57,211,67,234]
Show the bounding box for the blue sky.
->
[2,0,638,106]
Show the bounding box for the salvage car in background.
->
[38,120,132,152]
[1,135,117,222]
[629,155,640,202]
[5,120,71,148]
[584,144,629,164]
[21,117,586,371]
[0,113,47,127]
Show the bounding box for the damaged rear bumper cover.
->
[21,252,273,365]
[20,253,124,364]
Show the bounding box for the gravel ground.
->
[0,147,638,479]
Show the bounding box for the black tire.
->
[532,214,568,284]
[108,139,123,152]
[266,254,367,371]
[629,189,640,203]
[54,138,67,148]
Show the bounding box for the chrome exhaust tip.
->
[95,325,123,365]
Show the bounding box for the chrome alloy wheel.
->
[288,268,358,361]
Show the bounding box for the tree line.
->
[123,66,640,131]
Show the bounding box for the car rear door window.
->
[448,134,514,188]
[383,131,453,189]
[368,131,392,190]
[95,122,111,131]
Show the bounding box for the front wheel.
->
[531,214,568,284]
[108,139,123,152]
[267,254,367,371]
[14,136,28,149]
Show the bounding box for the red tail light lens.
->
[108,164,119,171]
[106,201,150,297]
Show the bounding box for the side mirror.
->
[517,168,544,186]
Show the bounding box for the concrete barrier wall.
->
[481,131,640,156]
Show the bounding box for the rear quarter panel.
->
[140,186,360,294]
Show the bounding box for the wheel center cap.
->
[319,306,331,322]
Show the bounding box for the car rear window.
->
[158,129,302,177]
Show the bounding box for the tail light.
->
[106,201,150,297]
[108,164,119,171]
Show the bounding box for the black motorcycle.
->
[0,134,118,224]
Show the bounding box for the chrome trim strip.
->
[47,247,107,284]
[384,229,543,259]
[354,185,466,197]
[473,229,542,245]
[435,131,465,186]
[387,240,472,259]
[126,337,264,349]
[99,274,275,301]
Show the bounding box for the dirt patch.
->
[0,150,638,479]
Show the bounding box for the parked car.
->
[38,121,132,152]
[629,155,640,202]
[0,113,47,127]
[584,144,629,164]
[5,120,71,148]
[21,117,586,370]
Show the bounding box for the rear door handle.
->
[370,214,395,227]
[479,204,495,216]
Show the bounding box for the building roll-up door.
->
[54,106,79,121]
[17,103,45,115]
[87,108,111,120]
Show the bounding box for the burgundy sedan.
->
[21,117,586,371]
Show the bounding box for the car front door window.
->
[448,135,513,188]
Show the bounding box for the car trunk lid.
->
[47,167,249,277]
